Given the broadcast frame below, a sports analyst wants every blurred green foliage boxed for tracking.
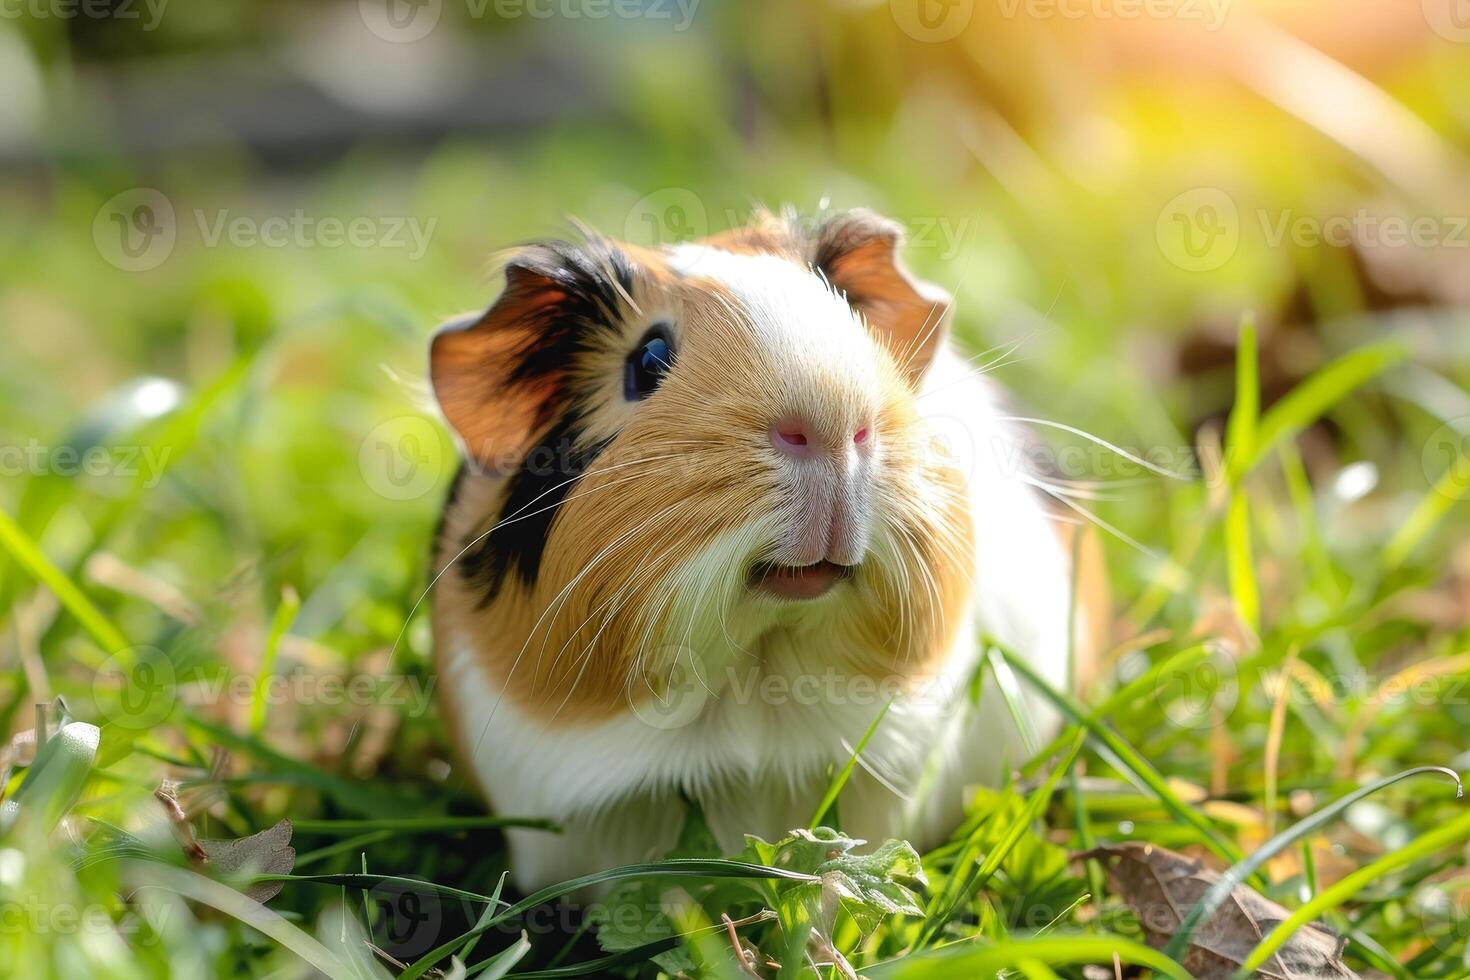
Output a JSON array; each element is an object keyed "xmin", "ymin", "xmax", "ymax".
[{"xmin": 3, "ymin": 0, "xmax": 1470, "ymax": 976}]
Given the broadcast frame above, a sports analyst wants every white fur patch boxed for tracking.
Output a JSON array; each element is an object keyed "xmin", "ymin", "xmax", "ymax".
[{"xmin": 667, "ymin": 245, "xmax": 884, "ymax": 397}]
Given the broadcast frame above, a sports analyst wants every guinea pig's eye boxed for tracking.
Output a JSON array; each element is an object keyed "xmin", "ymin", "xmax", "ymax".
[{"xmin": 624, "ymin": 326, "xmax": 675, "ymax": 401}]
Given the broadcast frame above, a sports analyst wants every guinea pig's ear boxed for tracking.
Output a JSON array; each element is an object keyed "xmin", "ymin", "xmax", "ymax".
[
  {"xmin": 430, "ymin": 257, "xmax": 571, "ymax": 473},
  {"xmin": 812, "ymin": 210, "xmax": 953, "ymax": 384}
]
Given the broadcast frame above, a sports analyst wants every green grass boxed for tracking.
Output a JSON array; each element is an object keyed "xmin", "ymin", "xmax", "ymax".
[{"xmin": 5, "ymin": 6, "xmax": 1470, "ymax": 976}]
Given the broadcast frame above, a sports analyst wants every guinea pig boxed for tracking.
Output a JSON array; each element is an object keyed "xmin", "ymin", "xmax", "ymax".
[{"xmin": 430, "ymin": 208, "xmax": 1105, "ymax": 891}]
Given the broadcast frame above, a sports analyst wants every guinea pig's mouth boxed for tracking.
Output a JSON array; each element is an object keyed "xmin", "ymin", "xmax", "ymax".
[{"xmin": 747, "ymin": 560, "xmax": 856, "ymax": 601}]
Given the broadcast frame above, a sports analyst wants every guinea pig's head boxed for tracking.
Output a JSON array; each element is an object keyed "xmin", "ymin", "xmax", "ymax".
[{"xmin": 432, "ymin": 209, "xmax": 975, "ymax": 720}]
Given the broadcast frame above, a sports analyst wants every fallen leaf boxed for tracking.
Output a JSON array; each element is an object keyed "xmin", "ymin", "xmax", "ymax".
[
  {"xmin": 199, "ymin": 819, "xmax": 296, "ymax": 903},
  {"xmin": 1079, "ymin": 842, "xmax": 1361, "ymax": 980}
]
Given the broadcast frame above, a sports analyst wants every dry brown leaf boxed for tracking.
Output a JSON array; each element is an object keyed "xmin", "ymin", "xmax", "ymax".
[
  {"xmin": 1080, "ymin": 842, "xmax": 1361, "ymax": 980},
  {"xmin": 198, "ymin": 819, "xmax": 296, "ymax": 903}
]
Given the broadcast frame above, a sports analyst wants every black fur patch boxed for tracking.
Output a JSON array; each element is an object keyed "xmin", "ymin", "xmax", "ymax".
[
  {"xmin": 456, "ymin": 238, "xmax": 634, "ymax": 604},
  {"xmin": 460, "ymin": 414, "xmax": 615, "ymax": 605},
  {"xmin": 502, "ymin": 239, "xmax": 635, "ymax": 389}
]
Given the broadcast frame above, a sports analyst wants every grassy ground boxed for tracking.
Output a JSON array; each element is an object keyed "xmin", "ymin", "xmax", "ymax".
[{"xmin": 5, "ymin": 5, "xmax": 1470, "ymax": 978}]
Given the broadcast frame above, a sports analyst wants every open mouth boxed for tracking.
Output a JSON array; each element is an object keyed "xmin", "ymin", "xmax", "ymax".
[{"xmin": 747, "ymin": 560, "xmax": 855, "ymax": 600}]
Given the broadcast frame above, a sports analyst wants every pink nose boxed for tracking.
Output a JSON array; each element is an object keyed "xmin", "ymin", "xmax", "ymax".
[{"xmin": 770, "ymin": 417, "xmax": 870, "ymax": 458}]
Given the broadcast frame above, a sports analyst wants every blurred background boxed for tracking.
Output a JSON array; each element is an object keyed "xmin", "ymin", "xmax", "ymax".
[
  {"xmin": 4, "ymin": 0, "xmax": 1468, "ymax": 672},
  {"xmin": 4, "ymin": 0, "xmax": 1470, "ymax": 974}
]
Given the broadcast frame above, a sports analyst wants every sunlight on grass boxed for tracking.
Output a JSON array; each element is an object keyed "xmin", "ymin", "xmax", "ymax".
[{"xmin": 4, "ymin": 0, "xmax": 1470, "ymax": 976}]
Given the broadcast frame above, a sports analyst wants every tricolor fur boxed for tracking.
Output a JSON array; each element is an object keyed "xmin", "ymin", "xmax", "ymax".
[{"xmin": 430, "ymin": 209, "xmax": 1101, "ymax": 889}]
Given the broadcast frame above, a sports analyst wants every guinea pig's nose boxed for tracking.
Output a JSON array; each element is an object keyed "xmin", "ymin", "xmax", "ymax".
[{"xmin": 769, "ymin": 416, "xmax": 871, "ymax": 459}]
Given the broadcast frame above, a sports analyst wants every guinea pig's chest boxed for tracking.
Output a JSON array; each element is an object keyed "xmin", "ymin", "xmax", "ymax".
[{"xmin": 439, "ymin": 601, "xmax": 985, "ymax": 813}]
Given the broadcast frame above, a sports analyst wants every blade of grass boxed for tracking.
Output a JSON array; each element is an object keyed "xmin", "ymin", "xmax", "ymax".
[
  {"xmin": 249, "ymin": 586, "xmax": 300, "ymax": 735},
  {"xmin": 256, "ymin": 872, "xmax": 511, "ymax": 907},
  {"xmin": 1224, "ymin": 316, "xmax": 1261, "ymax": 633},
  {"xmin": 294, "ymin": 830, "xmax": 393, "ymax": 869},
  {"xmin": 400, "ymin": 859, "xmax": 818, "ymax": 979},
  {"xmin": 810, "ymin": 697, "xmax": 894, "ymax": 829},
  {"xmin": 993, "ymin": 643, "xmax": 1243, "ymax": 865},
  {"xmin": 986, "ymin": 644, "xmax": 1041, "ymax": 757},
  {"xmin": 1, "ymin": 721, "xmax": 99, "ymax": 834},
  {"xmin": 1384, "ymin": 440, "xmax": 1470, "ymax": 569},
  {"xmin": 1225, "ymin": 491, "xmax": 1260, "ymax": 635},
  {"xmin": 124, "ymin": 859, "xmax": 350, "ymax": 977},
  {"xmin": 184, "ymin": 717, "xmax": 420, "ymax": 817},
  {"xmin": 1069, "ymin": 765, "xmax": 1104, "ymax": 929},
  {"xmin": 1263, "ymin": 645, "xmax": 1300, "ymax": 836},
  {"xmin": 291, "ymin": 816, "xmax": 557, "ymax": 834},
  {"xmin": 501, "ymin": 911, "xmax": 776, "ymax": 979},
  {"xmin": 864, "ymin": 933, "xmax": 1191, "ymax": 978},
  {"xmin": 1164, "ymin": 765, "xmax": 1462, "ymax": 960},
  {"xmin": 1233, "ymin": 797, "xmax": 1470, "ymax": 978},
  {"xmin": 456, "ymin": 871, "xmax": 509, "ymax": 964},
  {"xmin": 917, "ymin": 730, "xmax": 1086, "ymax": 948},
  {"xmin": 902, "ymin": 648, "xmax": 990, "ymax": 838},
  {"xmin": 1021, "ymin": 642, "xmax": 1212, "ymax": 779},
  {"xmin": 1243, "ymin": 340, "xmax": 1409, "ymax": 476},
  {"xmin": 0, "ymin": 503, "xmax": 129, "ymax": 654},
  {"xmin": 1, "ymin": 359, "xmax": 254, "ymax": 654},
  {"xmin": 1224, "ymin": 315, "xmax": 1260, "ymax": 481},
  {"xmin": 469, "ymin": 930, "xmax": 528, "ymax": 979}
]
